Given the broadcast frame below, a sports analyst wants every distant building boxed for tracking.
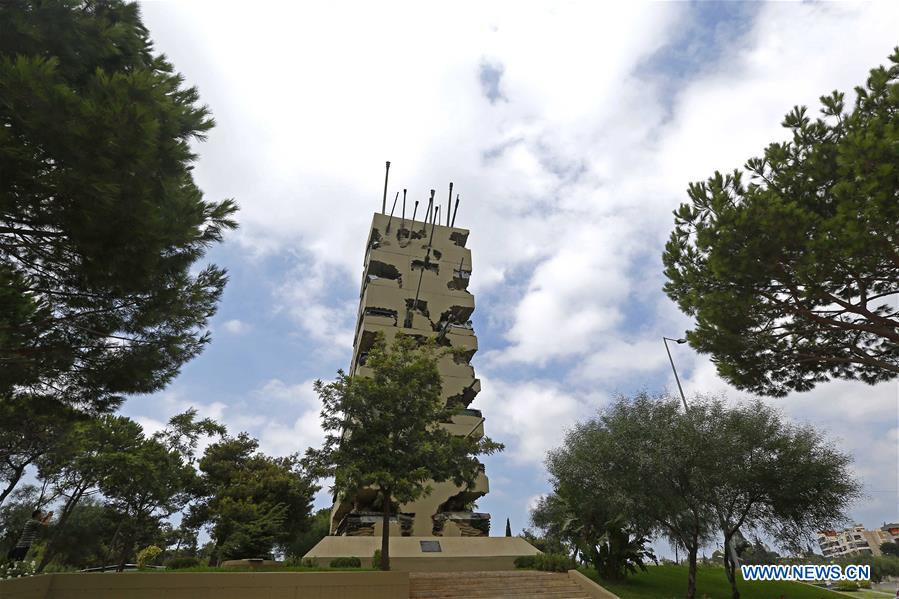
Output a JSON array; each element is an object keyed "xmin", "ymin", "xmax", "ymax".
[{"xmin": 817, "ymin": 524, "xmax": 897, "ymax": 557}]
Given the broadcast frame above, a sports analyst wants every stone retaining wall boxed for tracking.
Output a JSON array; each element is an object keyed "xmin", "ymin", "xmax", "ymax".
[{"xmin": 0, "ymin": 571, "xmax": 409, "ymax": 599}]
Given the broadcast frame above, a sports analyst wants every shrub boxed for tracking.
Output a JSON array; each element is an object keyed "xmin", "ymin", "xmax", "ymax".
[
  {"xmin": 0, "ymin": 559, "xmax": 36, "ymax": 580},
  {"xmin": 42, "ymin": 563, "xmax": 78, "ymax": 573},
  {"xmin": 371, "ymin": 549, "xmax": 381, "ymax": 569},
  {"xmin": 136, "ymin": 545, "xmax": 163, "ymax": 569},
  {"xmin": 329, "ymin": 556, "xmax": 361, "ymax": 568},
  {"xmin": 833, "ymin": 580, "xmax": 859, "ymax": 591},
  {"xmin": 534, "ymin": 553, "xmax": 575, "ymax": 572},
  {"xmin": 165, "ymin": 556, "xmax": 200, "ymax": 570},
  {"xmin": 284, "ymin": 555, "xmax": 320, "ymax": 568},
  {"xmin": 514, "ymin": 553, "xmax": 573, "ymax": 572}
]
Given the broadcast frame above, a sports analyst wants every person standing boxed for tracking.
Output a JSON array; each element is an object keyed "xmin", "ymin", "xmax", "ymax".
[{"xmin": 6, "ymin": 509, "xmax": 52, "ymax": 562}]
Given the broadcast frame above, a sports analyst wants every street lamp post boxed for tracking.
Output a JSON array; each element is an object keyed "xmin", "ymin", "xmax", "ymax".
[
  {"xmin": 662, "ymin": 336, "xmax": 689, "ymax": 412},
  {"xmin": 662, "ymin": 336, "xmax": 741, "ymax": 570}
]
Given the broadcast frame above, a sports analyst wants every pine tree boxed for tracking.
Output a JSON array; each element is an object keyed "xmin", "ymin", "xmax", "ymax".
[
  {"xmin": 0, "ymin": 0, "xmax": 237, "ymax": 411},
  {"xmin": 663, "ymin": 50, "xmax": 899, "ymax": 396}
]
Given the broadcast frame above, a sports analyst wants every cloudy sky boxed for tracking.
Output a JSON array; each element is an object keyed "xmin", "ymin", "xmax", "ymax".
[{"xmin": 130, "ymin": 1, "xmax": 898, "ymax": 552}]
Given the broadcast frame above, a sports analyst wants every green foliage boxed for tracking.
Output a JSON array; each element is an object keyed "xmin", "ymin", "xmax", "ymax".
[
  {"xmin": 164, "ymin": 556, "xmax": 200, "ymax": 569},
  {"xmin": 26, "ymin": 497, "xmax": 118, "ymax": 570},
  {"xmin": 583, "ymin": 563, "xmax": 848, "ymax": 599},
  {"xmin": 663, "ymin": 50, "xmax": 899, "ymax": 396},
  {"xmin": 285, "ymin": 508, "xmax": 330, "ymax": 560},
  {"xmin": 371, "ymin": 549, "xmax": 381, "ymax": 569},
  {"xmin": 687, "ymin": 396, "xmax": 860, "ymax": 597},
  {"xmin": 543, "ymin": 393, "xmax": 704, "ymax": 589},
  {"xmin": 738, "ymin": 538, "xmax": 780, "ymax": 565},
  {"xmin": 329, "ymin": 556, "xmax": 361, "ymax": 568},
  {"xmin": 833, "ymin": 579, "xmax": 860, "ymax": 591},
  {"xmin": 135, "ymin": 545, "xmax": 162, "ymax": 569},
  {"xmin": 0, "ymin": 485, "xmax": 42, "ymax": 558},
  {"xmin": 540, "ymin": 392, "xmax": 858, "ymax": 599},
  {"xmin": 0, "ymin": 0, "xmax": 237, "ymax": 412},
  {"xmin": 0, "ymin": 558, "xmax": 36, "ymax": 580},
  {"xmin": 32, "ymin": 414, "xmax": 201, "ymax": 571},
  {"xmin": 514, "ymin": 553, "xmax": 574, "ymax": 572},
  {"xmin": 305, "ymin": 333, "xmax": 503, "ymax": 570},
  {"xmin": 534, "ymin": 553, "xmax": 575, "ymax": 572},
  {"xmin": 834, "ymin": 554, "xmax": 899, "ymax": 583},
  {"xmin": 591, "ymin": 516, "xmax": 655, "ymax": 581},
  {"xmin": 880, "ymin": 541, "xmax": 899, "ymax": 557},
  {"xmin": 284, "ymin": 555, "xmax": 320, "ymax": 570},
  {"xmin": 0, "ymin": 396, "xmax": 83, "ymax": 505},
  {"xmin": 518, "ymin": 528, "xmax": 566, "ymax": 555},
  {"xmin": 187, "ymin": 432, "xmax": 317, "ymax": 563},
  {"xmin": 513, "ymin": 555, "xmax": 538, "ymax": 569}
]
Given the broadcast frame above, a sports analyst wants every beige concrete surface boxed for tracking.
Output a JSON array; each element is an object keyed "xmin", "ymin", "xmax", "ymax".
[
  {"xmin": 333, "ymin": 212, "xmax": 493, "ymax": 537},
  {"xmin": 410, "ymin": 570, "xmax": 592, "ymax": 598},
  {"xmin": 305, "ymin": 536, "xmax": 541, "ymax": 571},
  {"xmin": 568, "ymin": 569, "xmax": 622, "ymax": 599},
  {"xmin": 0, "ymin": 571, "xmax": 409, "ymax": 599}
]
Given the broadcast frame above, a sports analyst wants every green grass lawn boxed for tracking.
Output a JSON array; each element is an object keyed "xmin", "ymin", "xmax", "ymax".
[{"xmin": 582, "ymin": 564, "xmax": 850, "ymax": 599}]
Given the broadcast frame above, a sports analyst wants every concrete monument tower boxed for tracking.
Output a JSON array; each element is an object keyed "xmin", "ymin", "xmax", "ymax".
[
  {"xmin": 330, "ymin": 183, "xmax": 492, "ymax": 538},
  {"xmin": 306, "ymin": 165, "xmax": 537, "ymax": 570}
]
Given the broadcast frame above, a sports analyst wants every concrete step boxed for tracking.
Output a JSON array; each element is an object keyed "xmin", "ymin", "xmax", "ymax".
[
  {"xmin": 411, "ymin": 592, "xmax": 590, "ymax": 599},
  {"xmin": 411, "ymin": 582, "xmax": 581, "ymax": 592}
]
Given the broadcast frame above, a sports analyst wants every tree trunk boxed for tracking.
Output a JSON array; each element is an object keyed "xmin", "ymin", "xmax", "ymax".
[
  {"xmin": 0, "ymin": 464, "xmax": 27, "ymax": 506},
  {"xmin": 590, "ymin": 545, "xmax": 603, "ymax": 580},
  {"xmin": 103, "ymin": 521, "xmax": 124, "ymax": 572},
  {"xmin": 722, "ymin": 531, "xmax": 740, "ymax": 599},
  {"xmin": 117, "ymin": 534, "xmax": 133, "ymax": 572},
  {"xmin": 37, "ymin": 487, "xmax": 84, "ymax": 572},
  {"xmin": 209, "ymin": 539, "xmax": 225, "ymax": 567},
  {"xmin": 686, "ymin": 530, "xmax": 699, "ymax": 599},
  {"xmin": 380, "ymin": 489, "xmax": 391, "ymax": 571}
]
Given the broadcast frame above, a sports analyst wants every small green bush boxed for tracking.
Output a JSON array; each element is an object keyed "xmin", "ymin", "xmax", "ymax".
[
  {"xmin": 833, "ymin": 580, "xmax": 859, "ymax": 591},
  {"xmin": 329, "ymin": 556, "xmax": 362, "ymax": 568},
  {"xmin": 283, "ymin": 555, "xmax": 317, "ymax": 568},
  {"xmin": 514, "ymin": 553, "xmax": 573, "ymax": 572},
  {"xmin": 371, "ymin": 549, "xmax": 381, "ymax": 569},
  {"xmin": 136, "ymin": 545, "xmax": 162, "ymax": 569},
  {"xmin": 165, "ymin": 556, "xmax": 200, "ymax": 570},
  {"xmin": 534, "ymin": 553, "xmax": 575, "ymax": 572}
]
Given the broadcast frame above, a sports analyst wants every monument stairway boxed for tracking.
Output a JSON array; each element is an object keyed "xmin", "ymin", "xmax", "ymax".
[{"xmin": 409, "ymin": 570, "xmax": 592, "ymax": 599}]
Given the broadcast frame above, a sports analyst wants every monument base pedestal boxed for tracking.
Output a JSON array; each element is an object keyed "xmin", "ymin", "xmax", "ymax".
[{"xmin": 303, "ymin": 536, "xmax": 540, "ymax": 572}]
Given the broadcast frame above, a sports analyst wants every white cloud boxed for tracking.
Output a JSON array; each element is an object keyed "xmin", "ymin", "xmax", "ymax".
[
  {"xmin": 273, "ymin": 259, "xmax": 356, "ymax": 351},
  {"xmin": 252, "ymin": 379, "xmax": 327, "ymax": 457},
  {"xmin": 134, "ymin": 415, "xmax": 166, "ymax": 438},
  {"xmin": 475, "ymin": 376, "xmax": 604, "ymax": 464},
  {"xmin": 220, "ymin": 319, "xmax": 251, "ymax": 334},
  {"xmin": 576, "ymin": 337, "xmax": 673, "ymax": 383},
  {"xmin": 136, "ymin": 0, "xmax": 899, "ymax": 537}
]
